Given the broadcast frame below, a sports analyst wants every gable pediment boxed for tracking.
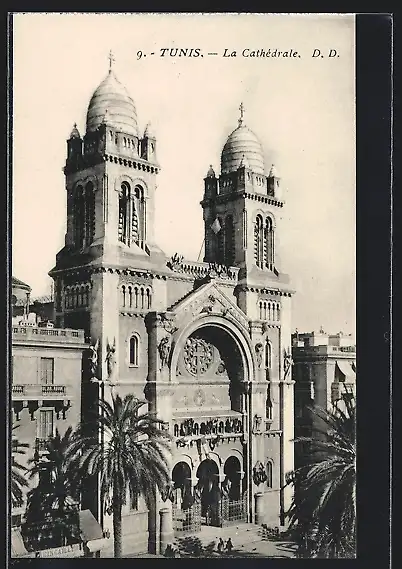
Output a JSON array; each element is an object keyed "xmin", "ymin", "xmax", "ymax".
[{"xmin": 169, "ymin": 280, "xmax": 249, "ymax": 331}]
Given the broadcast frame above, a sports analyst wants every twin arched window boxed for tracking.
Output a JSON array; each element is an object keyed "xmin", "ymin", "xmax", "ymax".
[
  {"xmin": 73, "ymin": 182, "xmax": 95, "ymax": 250},
  {"xmin": 129, "ymin": 335, "xmax": 139, "ymax": 366},
  {"xmin": 255, "ymin": 215, "xmax": 274, "ymax": 269},
  {"xmin": 118, "ymin": 182, "xmax": 146, "ymax": 248}
]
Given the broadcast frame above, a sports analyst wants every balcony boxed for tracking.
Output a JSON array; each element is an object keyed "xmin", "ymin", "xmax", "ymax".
[
  {"xmin": 12, "ymin": 384, "xmax": 72, "ymax": 401},
  {"xmin": 12, "ymin": 326, "xmax": 85, "ymax": 345},
  {"xmin": 173, "ymin": 410, "xmax": 246, "ymax": 445}
]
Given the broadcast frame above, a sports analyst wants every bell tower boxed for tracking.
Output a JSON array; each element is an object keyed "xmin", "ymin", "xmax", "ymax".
[
  {"xmin": 201, "ymin": 103, "xmax": 285, "ymax": 282},
  {"xmin": 201, "ymin": 102, "xmax": 295, "ymax": 521}
]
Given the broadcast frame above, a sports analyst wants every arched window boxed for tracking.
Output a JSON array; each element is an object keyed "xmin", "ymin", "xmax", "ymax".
[
  {"xmin": 129, "ymin": 335, "xmax": 139, "ymax": 366},
  {"xmin": 276, "ymin": 303, "xmax": 281, "ymax": 321},
  {"xmin": 146, "ymin": 288, "xmax": 152, "ymax": 309},
  {"xmin": 118, "ymin": 183, "xmax": 130, "ymax": 244},
  {"xmin": 122, "ymin": 285, "xmax": 126, "ymax": 308},
  {"xmin": 85, "ymin": 182, "xmax": 95, "ymax": 246},
  {"xmin": 264, "ymin": 216, "xmax": 274, "ymax": 267},
  {"xmin": 133, "ymin": 185, "xmax": 146, "ymax": 247},
  {"xmin": 266, "ymin": 461, "xmax": 273, "ymax": 488},
  {"xmin": 265, "ymin": 340, "xmax": 272, "ymax": 369},
  {"xmin": 254, "ymin": 215, "xmax": 264, "ymax": 267},
  {"xmin": 224, "ymin": 214, "xmax": 235, "ymax": 265},
  {"xmin": 74, "ymin": 186, "xmax": 85, "ymax": 249}
]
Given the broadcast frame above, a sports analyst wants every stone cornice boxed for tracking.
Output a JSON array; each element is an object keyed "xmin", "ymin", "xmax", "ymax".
[
  {"xmin": 201, "ymin": 191, "xmax": 284, "ymax": 208},
  {"xmin": 235, "ymin": 284, "xmax": 293, "ymax": 297}
]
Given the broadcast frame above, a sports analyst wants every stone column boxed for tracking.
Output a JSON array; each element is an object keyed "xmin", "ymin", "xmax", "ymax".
[
  {"xmin": 159, "ymin": 508, "xmax": 173, "ymax": 556},
  {"xmin": 254, "ymin": 492, "xmax": 264, "ymax": 525},
  {"xmin": 145, "ymin": 312, "xmax": 176, "ymax": 554}
]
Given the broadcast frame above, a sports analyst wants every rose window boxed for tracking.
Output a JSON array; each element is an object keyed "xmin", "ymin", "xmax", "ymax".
[{"xmin": 183, "ymin": 337, "xmax": 214, "ymax": 376}]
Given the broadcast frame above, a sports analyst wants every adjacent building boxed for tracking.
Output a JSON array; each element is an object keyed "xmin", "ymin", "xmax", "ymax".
[
  {"xmin": 48, "ymin": 60, "xmax": 296, "ymax": 555},
  {"xmin": 292, "ymin": 329, "xmax": 356, "ymax": 466},
  {"xmin": 11, "ymin": 277, "xmax": 87, "ymax": 529}
]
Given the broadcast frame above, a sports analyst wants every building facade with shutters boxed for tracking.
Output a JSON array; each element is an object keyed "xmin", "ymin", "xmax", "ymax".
[
  {"xmin": 291, "ymin": 330, "xmax": 356, "ymax": 468},
  {"xmin": 49, "ymin": 60, "xmax": 295, "ymax": 555},
  {"xmin": 11, "ymin": 278, "xmax": 87, "ymax": 528}
]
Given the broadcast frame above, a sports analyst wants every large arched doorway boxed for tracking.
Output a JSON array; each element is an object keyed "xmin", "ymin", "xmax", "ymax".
[
  {"xmin": 221, "ymin": 456, "xmax": 248, "ymax": 525},
  {"xmin": 195, "ymin": 459, "xmax": 221, "ymax": 526},
  {"xmin": 171, "ymin": 462, "xmax": 201, "ymax": 534},
  {"xmin": 172, "ymin": 462, "xmax": 193, "ymax": 510}
]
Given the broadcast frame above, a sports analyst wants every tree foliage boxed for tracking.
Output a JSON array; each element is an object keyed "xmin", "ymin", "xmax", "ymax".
[
  {"xmin": 286, "ymin": 394, "xmax": 356, "ymax": 558},
  {"xmin": 68, "ymin": 394, "xmax": 172, "ymax": 558}
]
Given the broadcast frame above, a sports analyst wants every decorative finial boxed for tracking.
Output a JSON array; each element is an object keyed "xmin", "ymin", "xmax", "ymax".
[
  {"xmin": 238, "ymin": 102, "xmax": 245, "ymax": 126},
  {"xmin": 108, "ymin": 50, "xmax": 115, "ymax": 72}
]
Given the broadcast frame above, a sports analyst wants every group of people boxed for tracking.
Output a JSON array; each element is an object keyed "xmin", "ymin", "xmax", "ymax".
[{"xmin": 217, "ymin": 537, "xmax": 233, "ymax": 554}]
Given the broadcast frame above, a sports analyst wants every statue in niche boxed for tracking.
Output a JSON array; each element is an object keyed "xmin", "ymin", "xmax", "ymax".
[
  {"xmin": 158, "ymin": 336, "xmax": 171, "ymax": 370},
  {"xmin": 283, "ymin": 349, "xmax": 294, "ymax": 379},
  {"xmin": 105, "ymin": 337, "xmax": 116, "ymax": 379},
  {"xmin": 254, "ymin": 414, "xmax": 262, "ymax": 431},
  {"xmin": 88, "ymin": 338, "xmax": 99, "ymax": 378},
  {"xmin": 255, "ymin": 342, "xmax": 264, "ymax": 369}
]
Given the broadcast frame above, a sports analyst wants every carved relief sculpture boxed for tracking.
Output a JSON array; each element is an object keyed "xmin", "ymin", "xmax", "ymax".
[
  {"xmin": 88, "ymin": 338, "xmax": 99, "ymax": 378},
  {"xmin": 253, "ymin": 461, "xmax": 268, "ymax": 486},
  {"xmin": 167, "ymin": 252, "xmax": 184, "ymax": 271},
  {"xmin": 255, "ymin": 342, "xmax": 264, "ymax": 369},
  {"xmin": 105, "ymin": 337, "xmax": 116, "ymax": 379},
  {"xmin": 283, "ymin": 349, "xmax": 294, "ymax": 379},
  {"xmin": 158, "ymin": 336, "xmax": 171, "ymax": 370}
]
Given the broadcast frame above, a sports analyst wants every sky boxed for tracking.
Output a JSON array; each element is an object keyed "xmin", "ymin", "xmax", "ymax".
[{"xmin": 12, "ymin": 13, "xmax": 356, "ymax": 336}]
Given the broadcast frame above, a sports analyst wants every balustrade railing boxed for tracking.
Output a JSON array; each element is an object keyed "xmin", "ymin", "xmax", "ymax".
[
  {"xmin": 12, "ymin": 384, "xmax": 69, "ymax": 399},
  {"xmin": 12, "ymin": 326, "xmax": 84, "ymax": 342}
]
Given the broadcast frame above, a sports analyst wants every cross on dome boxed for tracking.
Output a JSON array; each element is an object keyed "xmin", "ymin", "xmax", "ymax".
[
  {"xmin": 108, "ymin": 49, "xmax": 115, "ymax": 72},
  {"xmin": 238, "ymin": 102, "xmax": 245, "ymax": 126}
]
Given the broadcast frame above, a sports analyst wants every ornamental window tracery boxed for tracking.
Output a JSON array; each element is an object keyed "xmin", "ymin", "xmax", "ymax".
[
  {"xmin": 254, "ymin": 214, "xmax": 274, "ymax": 269},
  {"xmin": 118, "ymin": 182, "xmax": 146, "ymax": 248},
  {"xmin": 183, "ymin": 337, "xmax": 214, "ymax": 376},
  {"xmin": 73, "ymin": 182, "xmax": 95, "ymax": 250}
]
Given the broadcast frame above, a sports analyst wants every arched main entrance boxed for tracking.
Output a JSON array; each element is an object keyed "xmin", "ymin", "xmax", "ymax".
[{"xmin": 195, "ymin": 459, "xmax": 221, "ymax": 526}]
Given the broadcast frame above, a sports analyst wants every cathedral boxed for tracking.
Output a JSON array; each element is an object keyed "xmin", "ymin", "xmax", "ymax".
[{"xmin": 50, "ymin": 59, "xmax": 295, "ymax": 555}]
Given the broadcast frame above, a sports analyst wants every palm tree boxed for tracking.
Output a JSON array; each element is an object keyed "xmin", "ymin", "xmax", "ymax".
[
  {"xmin": 68, "ymin": 394, "xmax": 172, "ymax": 558},
  {"xmin": 286, "ymin": 393, "xmax": 356, "ymax": 558},
  {"xmin": 23, "ymin": 427, "xmax": 81, "ymax": 550},
  {"xmin": 11, "ymin": 425, "xmax": 29, "ymax": 508}
]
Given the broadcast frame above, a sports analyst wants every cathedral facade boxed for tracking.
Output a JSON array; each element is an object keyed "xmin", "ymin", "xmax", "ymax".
[{"xmin": 50, "ymin": 62, "xmax": 295, "ymax": 555}]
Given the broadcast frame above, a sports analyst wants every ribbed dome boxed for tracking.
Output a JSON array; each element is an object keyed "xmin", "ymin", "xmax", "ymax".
[
  {"xmin": 86, "ymin": 70, "xmax": 139, "ymax": 136},
  {"xmin": 221, "ymin": 124, "xmax": 265, "ymax": 174}
]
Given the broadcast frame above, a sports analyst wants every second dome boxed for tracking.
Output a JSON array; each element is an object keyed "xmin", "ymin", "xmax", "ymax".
[
  {"xmin": 221, "ymin": 124, "xmax": 265, "ymax": 175},
  {"xmin": 86, "ymin": 70, "xmax": 139, "ymax": 137}
]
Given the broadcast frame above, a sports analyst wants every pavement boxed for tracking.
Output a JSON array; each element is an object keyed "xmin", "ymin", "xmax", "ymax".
[{"xmin": 120, "ymin": 523, "xmax": 297, "ymax": 558}]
